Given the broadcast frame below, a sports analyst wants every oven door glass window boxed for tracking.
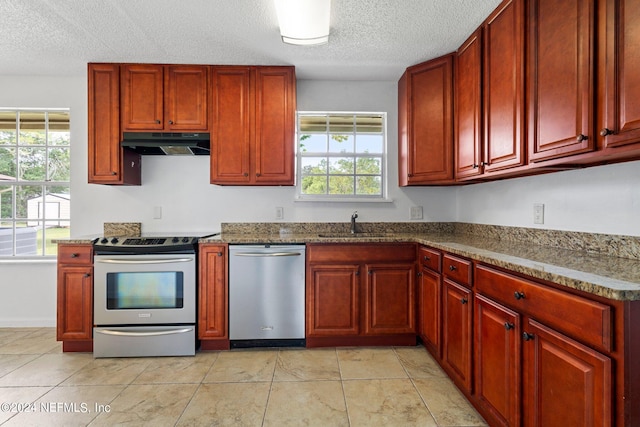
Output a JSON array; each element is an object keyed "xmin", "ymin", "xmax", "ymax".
[{"xmin": 106, "ymin": 272, "xmax": 184, "ymax": 309}]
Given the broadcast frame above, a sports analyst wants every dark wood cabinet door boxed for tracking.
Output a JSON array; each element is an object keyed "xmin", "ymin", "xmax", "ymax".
[
  {"xmin": 455, "ymin": 29, "xmax": 484, "ymax": 179},
  {"xmin": 57, "ymin": 265, "xmax": 93, "ymax": 341},
  {"xmin": 475, "ymin": 295, "xmax": 521, "ymax": 427},
  {"xmin": 523, "ymin": 319, "xmax": 612, "ymax": 427},
  {"xmin": 418, "ymin": 266, "xmax": 441, "ymax": 356},
  {"xmin": 88, "ymin": 63, "xmax": 140, "ymax": 185},
  {"xmin": 198, "ymin": 244, "xmax": 228, "ymax": 339},
  {"xmin": 600, "ymin": 0, "xmax": 640, "ymax": 149},
  {"xmin": 210, "ymin": 67, "xmax": 252, "ymax": 184},
  {"xmin": 121, "ymin": 64, "xmax": 164, "ymax": 130},
  {"xmin": 364, "ymin": 263, "xmax": 416, "ymax": 335},
  {"xmin": 442, "ymin": 278, "xmax": 473, "ymax": 392},
  {"xmin": 528, "ymin": 0, "xmax": 595, "ymax": 162},
  {"xmin": 483, "ymin": 0, "xmax": 525, "ymax": 172},
  {"xmin": 398, "ymin": 54, "xmax": 454, "ymax": 185},
  {"xmin": 306, "ymin": 264, "xmax": 360, "ymax": 336},
  {"xmin": 254, "ymin": 67, "xmax": 295, "ymax": 185},
  {"xmin": 166, "ymin": 65, "xmax": 208, "ymax": 131}
]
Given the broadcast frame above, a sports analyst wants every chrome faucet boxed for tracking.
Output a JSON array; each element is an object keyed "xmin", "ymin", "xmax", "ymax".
[{"xmin": 350, "ymin": 211, "xmax": 358, "ymax": 234}]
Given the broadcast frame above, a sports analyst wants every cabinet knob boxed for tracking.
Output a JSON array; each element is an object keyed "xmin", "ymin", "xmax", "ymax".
[
  {"xmin": 169, "ymin": 120, "xmax": 174, "ymax": 125},
  {"xmin": 522, "ymin": 332, "xmax": 535, "ymax": 341},
  {"xmin": 423, "ymin": 255, "xmax": 430, "ymax": 261},
  {"xmin": 514, "ymin": 291, "xmax": 525, "ymax": 300},
  {"xmin": 461, "ymin": 297, "xmax": 468, "ymax": 305},
  {"xmin": 256, "ymin": 173, "xmax": 261, "ymax": 177},
  {"xmin": 355, "ymin": 270, "xmax": 360, "ymax": 276},
  {"xmin": 576, "ymin": 134, "xmax": 587, "ymax": 142},
  {"xmin": 504, "ymin": 322, "xmax": 514, "ymax": 330},
  {"xmin": 472, "ymin": 164, "xmax": 479, "ymax": 169},
  {"xmin": 448, "ymin": 265, "xmax": 457, "ymax": 271},
  {"xmin": 600, "ymin": 128, "xmax": 613, "ymax": 137},
  {"xmin": 70, "ymin": 253, "xmax": 78, "ymax": 258},
  {"xmin": 217, "ymin": 252, "xmax": 222, "ymax": 257},
  {"xmin": 417, "ymin": 271, "xmax": 422, "ymax": 277},
  {"xmin": 243, "ymin": 172, "xmax": 249, "ymax": 177},
  {"xmin": 481, "ymin": 161, "xmax": 490, "ymax": 166},
  {"xmin": 155, "ymin": 119, "xmax": 161, "ymax": 124},
  {"xmin": 83, "ymin": 273, "xmax": 91, "ymax": 278},
  {"xmin": 111, "ymin": 171, "xmax": 117, "ymax": 175}
]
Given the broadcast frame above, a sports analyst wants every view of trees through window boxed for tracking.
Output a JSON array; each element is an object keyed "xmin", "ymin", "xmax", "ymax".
[
  {"xmin": 0, "ymin": 110, "xmax": 71, "ymax": 256},
  {"xmin": 298, "ymin": 113, "xmax": 385, "ymax": 199}
]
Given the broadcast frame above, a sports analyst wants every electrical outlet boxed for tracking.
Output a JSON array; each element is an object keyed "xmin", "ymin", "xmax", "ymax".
[
  {"xmin": 533, "ymin": 203, "xmax": 544, "ymax": 224},
  {"xmin": 275, "ymin": 207, "xmax": 284, "ymax": 220},
  {"xmin": 410, "ymin": 206, "xmax": 423, "ymax": 220}
]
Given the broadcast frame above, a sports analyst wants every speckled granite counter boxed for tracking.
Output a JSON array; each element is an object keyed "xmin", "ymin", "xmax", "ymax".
[{"xmin": 200, "ymin": 222, "xmax": 640, "ymax": 301}]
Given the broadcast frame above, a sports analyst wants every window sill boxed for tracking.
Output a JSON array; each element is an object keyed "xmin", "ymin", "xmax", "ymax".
[
  {"xmin": 0, "ymin": 257, "xmax": 57, "ymax": 264},
  {"xmin": 294, "ymin": 197, "xmax": 394, "ymax": 203}
]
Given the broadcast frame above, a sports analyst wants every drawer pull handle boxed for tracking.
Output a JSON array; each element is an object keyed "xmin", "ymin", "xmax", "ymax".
[
  {"xmin": 514, "ymin": 291, "xmax": 525, "ymax": 300},
  {"xmin": 523, "ymin": 332, "xmax": 535, "ymax": 341},
  {"xmin": 70, "ymin": 253, "xmax": 79, "ymax": 258},
  {"xmin": 461, "ymin": 297, "xmax": 468, "ymax": 305},
  {"xmin": 423, "ymin": 255, "xmax": 430, "ymax": 261},
  {"xmin": 504, "ymin": 322, "xmax": 514, "ymax": 330},
  {"xmin": 449, "ymin": 265, "xmax": 457, "ymax": 271}
]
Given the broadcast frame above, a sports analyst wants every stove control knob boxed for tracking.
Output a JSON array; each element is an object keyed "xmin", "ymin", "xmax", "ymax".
[
  {"xmin": 172, "ymin": 237, "xmax": 179, "ymax": 243},
  {"xmin": 100, "ymin": 238, "xmax": 109, "ymax": 244},
  {"xmin": 110, "ymin": 237, "xmax": 119, "ymax": 244},
  {"xmin": 182, "ymin": 237, "xmax": 190, "ymax": 243}
]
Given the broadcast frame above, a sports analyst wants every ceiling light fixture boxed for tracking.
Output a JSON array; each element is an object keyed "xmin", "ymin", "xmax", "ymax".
[{"xmin": 274, "ymin": 0, "xmax": 331, "ymax": 46}]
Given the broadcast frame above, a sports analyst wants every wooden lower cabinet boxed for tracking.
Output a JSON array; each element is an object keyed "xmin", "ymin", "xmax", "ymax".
[
  {"xmin": 57, "ymin": 244, "xmax": 93, "ymax": 352},
  {"xmin": 418, "ymin": 264, "xmax": 442, "ymax": 356},
  {"xmin": 442, "ymin": 278, "xmax": 473, "ymax": 392},
  {"xmin": 474, "ymin": 294, "xmax": 521, "ymax": 427},
  {"xmin": 306, "ymin": 243, "xmax": 417, "ymax": 347},
  {"xmin": 523, "ymin": 319, "xmax": 611, "ymax": 427},
  {"xmin": 198, "ymin": 243, "xmax": 229, "ymax": 350}
]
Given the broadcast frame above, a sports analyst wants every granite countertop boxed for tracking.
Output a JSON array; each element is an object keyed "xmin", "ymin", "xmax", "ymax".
[
  {"xmin": 202, "ymin": 227, "xmax": 640, "ymax": 301},
  {"xmin": 57, "ymin": 222, "xmax": 640, "ymax": 301}
]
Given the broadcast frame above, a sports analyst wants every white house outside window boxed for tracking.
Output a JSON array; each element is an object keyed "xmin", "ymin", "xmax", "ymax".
[
  {"xmin": 297, "ymin": 112, "xmax": 387, "ymax": 200},
  {"xmin": 0, "ymin": 109, "xmax": 71, "ymax": 256}
]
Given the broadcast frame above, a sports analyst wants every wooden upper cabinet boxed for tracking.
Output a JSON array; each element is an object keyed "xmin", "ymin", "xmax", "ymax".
[
  {"xmin": 599, "ymin": 0, "xmax": 640, "ymax": 150},
  {"xmin": 87, "ymin": 63, "xmax": 141, "ymax": 185},
  {"xmin": 121, "ymin": 64, "xmax": 208, "ymax": 132},
  {"xmin": 398, "ymin": 54, "xmax": 454, "ymax": 185},
  {"xmin": 483, "ymin": 0, "xmax": 526, "ymax": 172},
  {"xmin": 455, "ymin": 30, "xmax": 483, "ymax": 180},
  {"xmin": 210, "ymin": 66, "xmax": 296, "ymax": 185},
  {"xmin": 528, "ymin": 0, "xmax": 595, "ymax": 162}
]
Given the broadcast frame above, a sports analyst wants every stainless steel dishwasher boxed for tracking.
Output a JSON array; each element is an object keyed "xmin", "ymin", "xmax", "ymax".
[{"xmin": 229, "ymin": 244, "xmax": 306, "ymax": 348}]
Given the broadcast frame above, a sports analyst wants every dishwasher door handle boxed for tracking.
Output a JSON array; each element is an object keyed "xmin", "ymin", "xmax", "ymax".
[{"xmin": 233, "ymin": 252, "xmax": 302, "ymax": 257}]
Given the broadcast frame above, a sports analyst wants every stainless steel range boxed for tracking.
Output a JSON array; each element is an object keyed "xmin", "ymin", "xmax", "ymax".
[{"xmin": 92, "ymin": 236, "xmax": 199, "ymax": 358}]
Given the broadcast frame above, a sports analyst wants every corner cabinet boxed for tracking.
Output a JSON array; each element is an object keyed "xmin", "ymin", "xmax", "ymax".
[
  {"xmin": 198, "ymin": 243, "xmax": 229, "ymax": 350},
  {"xmin": 306, "ymin": 243, "xmax": 417, "ymax": 347},
  {"xmin": 398, "ymin": 54, "xmax": 454, "ymax": 185},
  {"xmin": 210, "ymin": 66, "xmax": 296, "ymax": 185},
  {"xmin": 56, "ymin": 244, "xmax": 94, "ymax": 352},
  {"xmin": 120, "ymin": 64, "xmax": 209, "ymax": 132},
  {"xmin": 87, "ymin": 63, "xmax": 141, "ymax": 185}
]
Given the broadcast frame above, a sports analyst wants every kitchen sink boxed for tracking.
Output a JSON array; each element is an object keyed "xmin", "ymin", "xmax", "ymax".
[{"xmin": 317, "ymin": 233, "xmax": 388, "ymax": 238}]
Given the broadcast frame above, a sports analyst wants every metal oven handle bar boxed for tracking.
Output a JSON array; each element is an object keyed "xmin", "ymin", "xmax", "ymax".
[
  {"xmin": 96, "ymin": 258, "xmax": 193, "ymax": 264},
  {"xmin": 94, "ymin": 328, "xmax": 193, "ymax": 337},
  {"xmin": 233, "ymin": 252, "xmax": 301, "ymax": 257}
]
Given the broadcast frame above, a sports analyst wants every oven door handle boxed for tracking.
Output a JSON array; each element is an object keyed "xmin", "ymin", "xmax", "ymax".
[
  {"xmin": 94, "ymin": 328, "xmax": 193, "ymax": 337},
  {"xmin": 95, "ymin": 258, "xmax": 193, "ymax": 264}
]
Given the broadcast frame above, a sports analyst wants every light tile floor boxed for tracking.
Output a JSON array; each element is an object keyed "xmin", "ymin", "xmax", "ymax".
[{"xmin": 0, "ymin": 328, "xmax": 487, "ymax": 426}]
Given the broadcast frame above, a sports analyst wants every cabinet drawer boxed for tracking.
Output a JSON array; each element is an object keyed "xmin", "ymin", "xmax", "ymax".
[
  {"xmin": 443, "ymin": 254, "xmax": 472, "ymax": 287},
  {"xmin": 307, "ymin": 243, "xmax": 416, "ymax": 263},
  {"xmin": 58, "ymin": 245, "xmax": 93, "ymax": 265},
  {"xmin": 419, "ymin": 247, "xmax": 441, "ymax": 273},
  {"xmin": 475, "ymin": 264, "xmax": 612, "ymax": 352}
]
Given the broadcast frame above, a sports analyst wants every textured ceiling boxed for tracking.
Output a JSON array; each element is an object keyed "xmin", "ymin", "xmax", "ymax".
[{"xmin": 1, "ymin": 0, "xmax": 502, "ymax": 80}]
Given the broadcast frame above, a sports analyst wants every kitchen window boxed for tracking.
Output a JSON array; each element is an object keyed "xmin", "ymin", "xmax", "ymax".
[
  {"xmin": 296, "ymin": 112, "xmax": 387, "ymax": 201},
  {"xmin": 0, "ymin": 109, "xmax": 71, "ymax": 257}
]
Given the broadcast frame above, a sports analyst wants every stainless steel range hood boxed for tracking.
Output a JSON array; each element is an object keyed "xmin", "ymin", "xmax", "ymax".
[{"xmin": 121, "ymin": 132, "xmax": 210, "ymax": 155}]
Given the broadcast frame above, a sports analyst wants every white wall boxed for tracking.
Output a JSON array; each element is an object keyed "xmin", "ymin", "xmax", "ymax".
[
  {"xmin": 456, "ymin": 161, "xmax": 640, "ymax": 236},
  {"xmin": 1, "ymin": 73, "xmax": 639, "ymax": 326}
]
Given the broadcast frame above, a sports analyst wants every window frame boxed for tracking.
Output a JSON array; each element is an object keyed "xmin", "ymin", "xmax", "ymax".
[
  {"xmin": 295, "ymin": 111, "xmax": 389, "ymax": 202},
  {"xmin": 0, "ymin": 108, "xmax": 71, "ymax": 258}
]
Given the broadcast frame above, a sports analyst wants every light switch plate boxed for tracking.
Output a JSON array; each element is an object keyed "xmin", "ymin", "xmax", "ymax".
[
  {"xmin": 410, "ymin": 206, "xmax": 423, "ymax": 220},
  {"xmin": 275, "ymin": 207, "xmax": 284, "ymax": 220}
]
